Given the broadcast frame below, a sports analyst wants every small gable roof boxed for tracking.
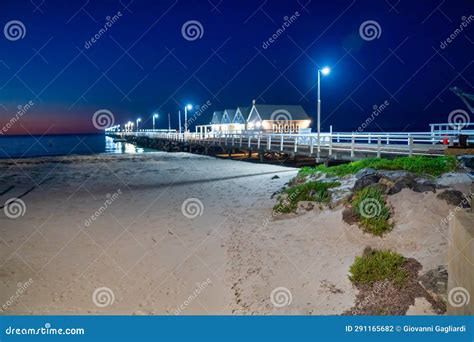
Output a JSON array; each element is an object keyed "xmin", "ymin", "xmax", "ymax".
[
  {"xmin": 233, "ymin": 107, "xmax": 248, "ymax": 124},
  {"xmin": 211, "ymin": 111, "xmax": 223, "ymax": 124},
  {"xmin": 224, "ymin": 109, "xmax": 236, "ymax": 118},
  {"xmin": 251, "ymin": 104, "xmax": 310, "ymax": 121}
]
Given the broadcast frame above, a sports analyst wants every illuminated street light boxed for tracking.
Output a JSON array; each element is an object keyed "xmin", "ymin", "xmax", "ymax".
[
  {"xmin": 153, "ymin": 113, "xmax": 159, "ymax": 131},
  {"xmin": 136, "ymin": 118, "xmax": 141, "ymax": 132},
  {"xmin": 184, "ymin": 104, "xmax": 193, "ymax": 133},
  {"xmin": 317, "ymin": 66, "xmax": 331, "ymax": 161}
]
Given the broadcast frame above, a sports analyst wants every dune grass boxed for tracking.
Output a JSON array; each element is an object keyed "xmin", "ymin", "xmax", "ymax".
[
  {"xmin": 351, "ymin": 187, "xmax": 392, "ymax": 236},
  {"xmin": 273, "ymin": 180, "xmax": 340, "ymax": 213},
  {"xmin": 299, "ymin": 156, "xmax": 457, "ymax": 178},
  {"xmin": 349, "ymin": 248, "xmax": 408, "ymax": 286}
]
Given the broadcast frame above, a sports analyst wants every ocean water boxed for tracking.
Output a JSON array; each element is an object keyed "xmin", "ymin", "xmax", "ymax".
[{"xmin": 0, "ymin": 134, "xmax": 150, "ymax": 159}]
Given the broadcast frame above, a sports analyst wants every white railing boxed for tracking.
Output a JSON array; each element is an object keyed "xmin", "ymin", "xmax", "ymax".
[{"xmin": 109, "ymin": 129, "xmax": 470, "ymax": 157}]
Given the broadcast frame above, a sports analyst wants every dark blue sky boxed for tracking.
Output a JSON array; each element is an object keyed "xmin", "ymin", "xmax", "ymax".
[{"xmin": 0, "ymin": 0, "xmax": 473, "ymax": 134}]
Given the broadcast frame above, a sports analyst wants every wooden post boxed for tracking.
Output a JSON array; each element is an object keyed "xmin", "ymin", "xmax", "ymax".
[
  {"xmin": 248, "ymin": 136, "xmax": 251, "ymax": 148},
  {"xmin": 409, "ymin": 135, "xmax": 413, "ymax": 156},
  {"xmin": 377, "ymin": 137, "xmax": 381, "ymax": 158},
  {"xmin": 239, "ymin": 135, "xmax": 242, "ymax": 147},
  {"xmin": 257, "ymin": 135, "xmax": 261, "ymax": 149},
  {"xmin": 329, "ymin": 135, "xmax": 333, "ymax": 156},
  {"xmin": 294, "ymin": 137, "xmax": 298, "ymax": 153},
  {"xmin": 351, "ymin": 134, "xmax": 355, "ymax": 158},
  {"xmin": 309, "ymin": 136, "xmax": 314, "ymax": 154}
]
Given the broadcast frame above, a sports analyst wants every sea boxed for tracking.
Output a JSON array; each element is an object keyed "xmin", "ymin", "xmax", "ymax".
[{"xmin": 0, "ymin": 134, "xmax": 152, "ymax": 159}]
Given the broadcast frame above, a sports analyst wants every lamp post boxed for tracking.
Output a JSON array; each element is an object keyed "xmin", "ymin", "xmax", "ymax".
[
  {"xmin": 168, "ymin": 113, "xmax": 171, "ymax": 132},
  {"xmin": 136, "ymin": 118, "xmax": 141, "ymax": 132},
  {"xmin": 153, "ymin": 113, "xmax": 158, "ymax": 131},
  {"xmin": 184, "ymin": 104, "xmax": 192, "ymax": 133},
  {"xmin": 317, "ymin": 66, "xmax": 330, "ymax": 161}
]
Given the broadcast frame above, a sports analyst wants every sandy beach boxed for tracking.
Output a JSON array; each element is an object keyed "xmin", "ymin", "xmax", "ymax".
[{"xmin": 0, "ymin": 152, "xmax": 470, "ymax": 315}]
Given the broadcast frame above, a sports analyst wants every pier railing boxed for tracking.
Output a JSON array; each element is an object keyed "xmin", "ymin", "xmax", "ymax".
[{"xmin": 111, "ymin": 129, "xmax": 470, "ymax": 157}]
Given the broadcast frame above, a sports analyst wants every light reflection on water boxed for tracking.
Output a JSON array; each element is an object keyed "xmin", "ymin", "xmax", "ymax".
[{"xmin": 105, "ymin": 136, "xmax": 152, "ymax": 154}]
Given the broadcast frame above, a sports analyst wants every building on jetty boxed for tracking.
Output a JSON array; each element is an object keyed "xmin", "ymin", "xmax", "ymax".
[{"xmin": 202, "ymin": 100, "xmax": 311, "ymax": 135}]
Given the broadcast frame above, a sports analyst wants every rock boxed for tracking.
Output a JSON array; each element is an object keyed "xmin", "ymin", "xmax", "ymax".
[
  {"xmin": 271, "ymin": 175, "xmax": 280, "ymax": 179},
  {"xmin": 308, "ymin": 172, "xmax": 324, "ymax": 180},
  {"xmin": 435, "ymin": 172, "xmax": 472, "ymax": 188},
  {"xmin": 378, "ymin": 178, "xmax": 395, "ymax": 194},
  {"xmin": 342, "ymin": 207, "xmax": 358, "ymax": 225},
  {"xmin": 458, "ymin": 155, "xmax": 474, "ymax": 170},
  {"xmin": 355, "ymin": 168, "xmax": 377, "ymax": 179},
  {"xmin": 328, "ymin": 176, "xmax": 356, "ymax": 208},
  {"xmin": 319, "ymin": 176, "xmax": 340, "ymax": 184},
  {"xmin": 377, "ymin": 170, "xmax": 412, "ymax": 182},
  {"xmin": 412, "ymin": 178, "xmax": 436, "ymax": 193},
  {"xmin": 388, "ymin": 177, "xmax": 416, "ymax": 195},
  {"xmin": 353, "ymin": 174, "xmax": 380, "ymax": 192},
  {"xmin": 437, "ymin": 189, "xmax": 471, "ymax": 208},
  {"xmin": 418, "ymin": 265, "xmax": 448, "ymax": 304}
]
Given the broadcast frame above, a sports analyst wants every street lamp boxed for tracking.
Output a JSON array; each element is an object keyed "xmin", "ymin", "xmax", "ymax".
[
  {"xmin": 184, "ymin": 104, "xmax": 192, "ymax": 133},
  {"xmin": 317, "ymin": 66, "xmax": 330, "ymax": 161},
  {"xmin": 153, "ymin": 113, "xmax": 159, "ymax": 131},
  {"xmin": 136, "ymin": 118, "xmax": 141, "ymax": 132}
]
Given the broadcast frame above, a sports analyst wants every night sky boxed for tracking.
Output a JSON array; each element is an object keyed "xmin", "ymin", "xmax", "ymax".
[{"xmin": 0, "ymin": 0, "xmax": 473, "ymax": 135}]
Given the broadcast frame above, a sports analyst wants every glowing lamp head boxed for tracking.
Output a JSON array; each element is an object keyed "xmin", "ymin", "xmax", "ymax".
[
  {"xmin": 186, "ymin": 104, "xmax": 193, "ymax": 110},
  {"xmin": 153, "ymin": 113, "xmax": 158, "ymax": 118},
  {"xmin": 321, "ymin": 67, "xmax": 330, "ymax": 76},
  {"xmin": 137, "ymin": 118, "xmax": 141, "ymax": 122}
]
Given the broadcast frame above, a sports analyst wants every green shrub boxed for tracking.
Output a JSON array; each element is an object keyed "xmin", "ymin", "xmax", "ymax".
[
  {"xmin": 299, "ymin": 156, "xmax": 457, "ymax": 177},
  {"xmin": 349, "ymin": 248, "xmax": 408, "ymax": 286},
  {"xmin": 351, "ymin": 187, "xmax": 392, "ymax": 236},
  {"xmin": 273, "ymin": 181, "xmax": 340, "ymax": 213}
]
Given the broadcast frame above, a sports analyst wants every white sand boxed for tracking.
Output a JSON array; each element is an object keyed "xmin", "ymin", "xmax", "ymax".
[{"xmin": 0, "ymin": 153, "xmax": 469, "ymax": 315}]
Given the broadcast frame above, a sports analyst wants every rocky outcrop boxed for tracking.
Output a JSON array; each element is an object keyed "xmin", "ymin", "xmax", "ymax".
[{"xmin": 437, "ymin": 189, "xmax": 471, "ymax": 208}]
